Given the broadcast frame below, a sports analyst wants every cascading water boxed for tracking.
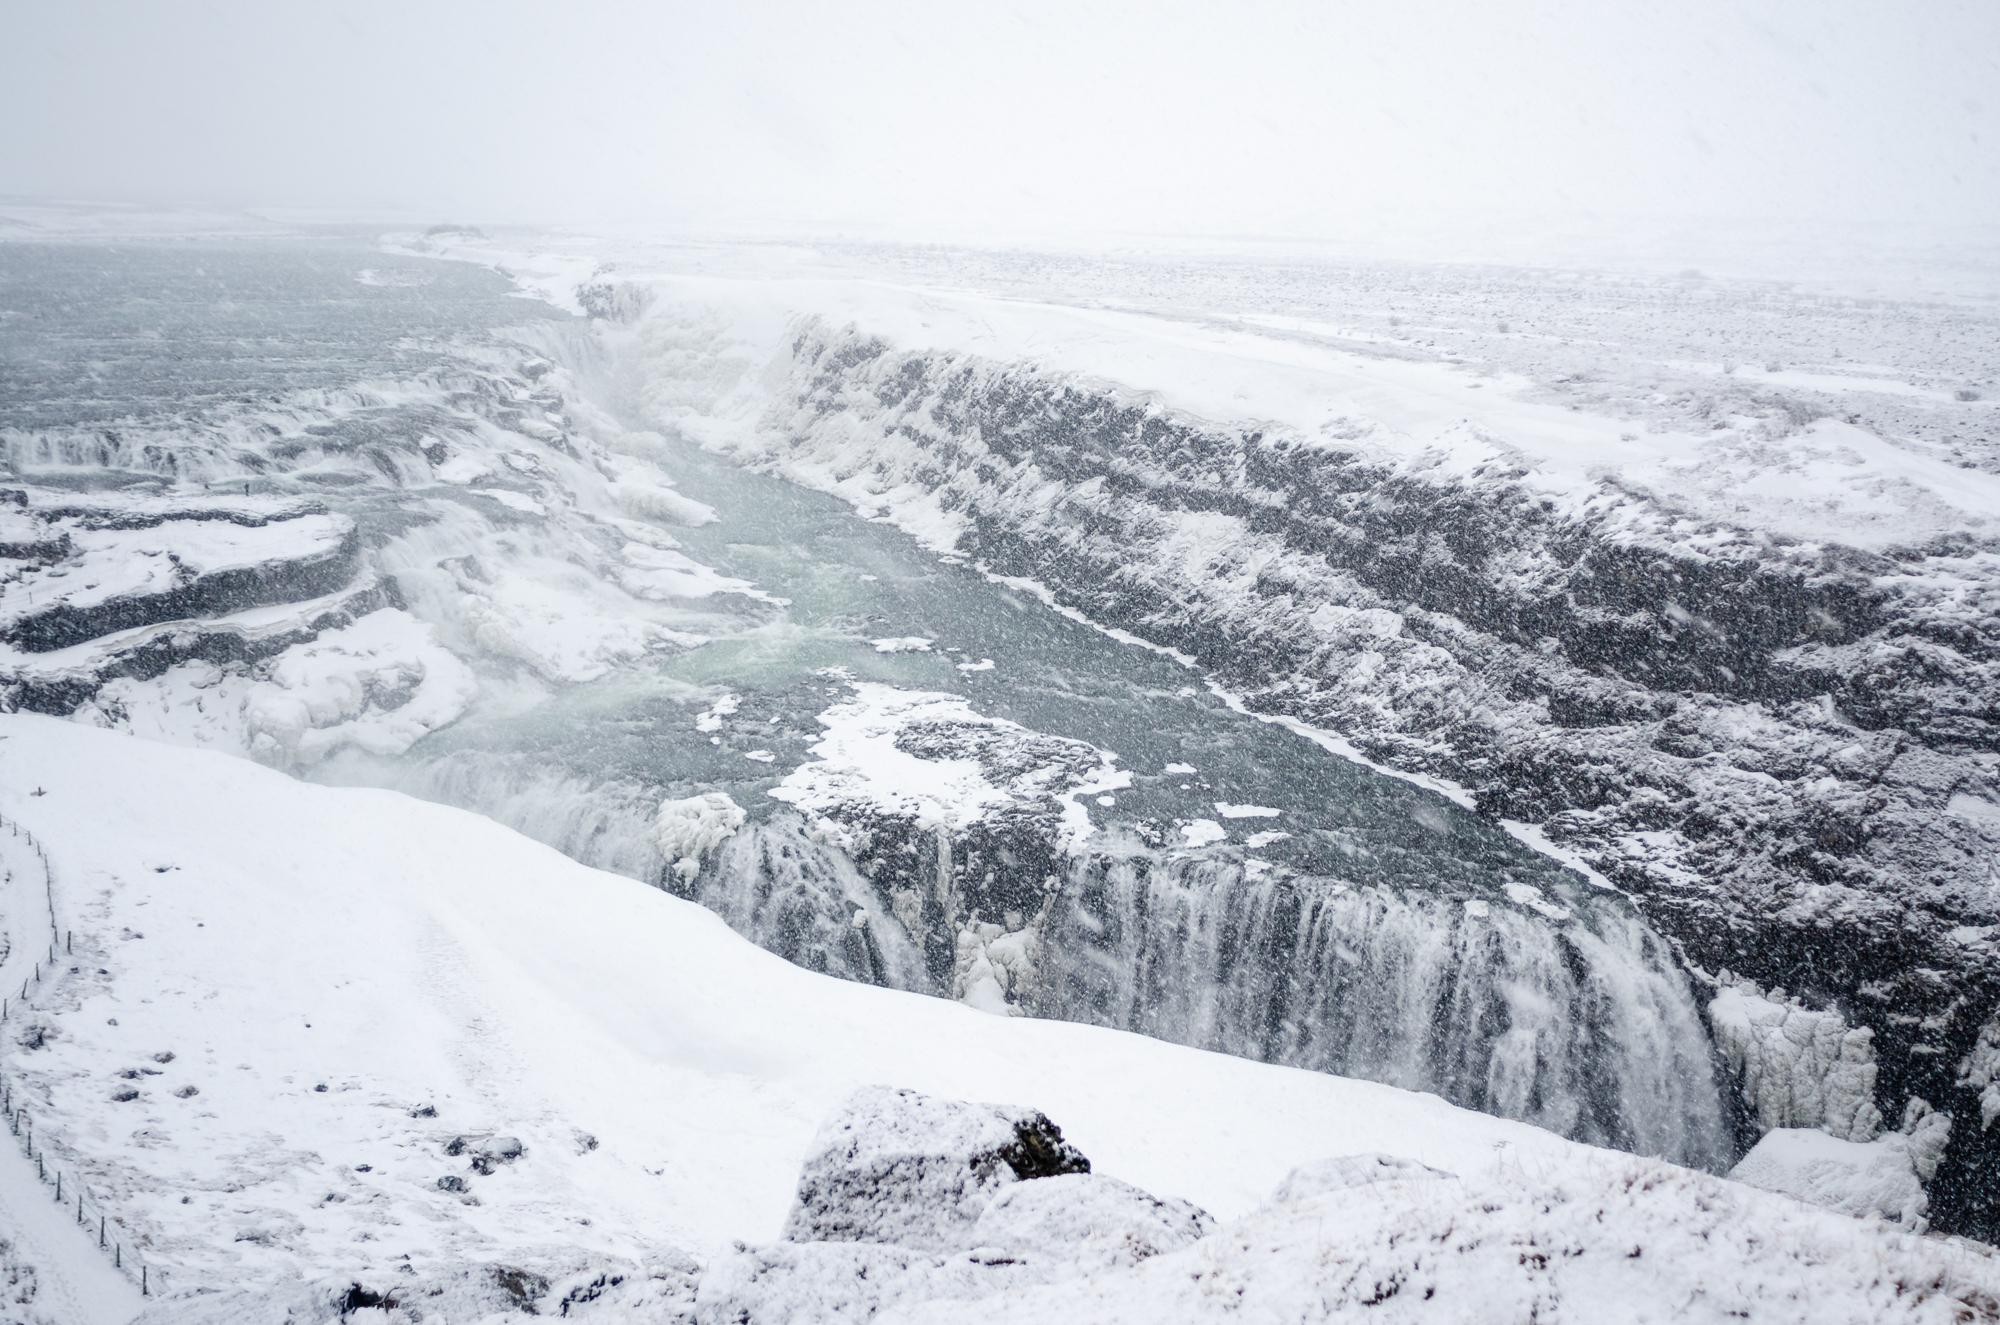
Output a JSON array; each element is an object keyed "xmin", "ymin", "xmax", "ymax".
[
  {"xmin": 697, "ymin": 816, "xmax": 932, "ymax": 990},
  {"xmin": 1044, "ymin": 848, "xmax": 1730, "ymax": 1168}
]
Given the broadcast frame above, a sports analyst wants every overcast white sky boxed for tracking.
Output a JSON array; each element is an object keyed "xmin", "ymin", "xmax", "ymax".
[{"xmin": 2, "ymin": 0, "xmax": 1994, "ymax": 248}]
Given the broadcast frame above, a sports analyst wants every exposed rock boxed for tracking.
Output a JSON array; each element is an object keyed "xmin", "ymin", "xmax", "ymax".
[{"xmin": 1959, "ymin": 1013, "xmax": 2000, "ymax": 1134}]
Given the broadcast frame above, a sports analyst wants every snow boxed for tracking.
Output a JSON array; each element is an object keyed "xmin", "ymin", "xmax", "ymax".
[
  {"xmin": 652, "ymin": 793, "xmax": 747, "ymax": 883},
  {"xmin": 617, "ymin": 541, "xmax": 772, "ymax": 603},
  {"xmin": 413, "ymin": 543, "xmax": 709, "ymax": 685},
  {"xmin": 1502, "ymin": 880, "xmax": 1574, "ymax": 922},
  {"xmin": 1178, "ymin": 820, "xmax": 1226, "ymax": 848},
  {"xmin": 470, "ymin": 489, "xmax": 547, "ymax": 517},
  {"xmin": 0, "ymin": 1131, "xmax": 144, "ymax": 1325},
  {"xmin": 5, "ymin": 224, "xmax": 1997, "ymax": 1310},
  {"xmin": 1211, "ymin": 803, "xmax": 1280, "ymax": 819},
  {"xmin": 600, "ymin": 455, "xmax": 719, "ymax": 528},
  {"xmin": 1266, "ymin": 1153, "xmax": 1455, "ymax": 1202},
  {"xmin": 694, "ymin": 694, "xmax": 739, "ymax": 733},
  {"xmin": 705, "ymin": 1087, "xmax": 1214, "ymax": 1324},
  {"xmin": 84, "ymin": 609, "xmax": 477, "ymax": 771},
  {"xmin": 1709, "ymin": 979, "xmax": 1885, "ymax": 1142},
  {"xmin": 869, "ymin": 638, "xmax": 934, "ymax": 654},
  {"xmin": 431, "ymin": 453, "xmax": 491, "ymax": 484},
  {"xmin": 778, "ymin": 1086, "xmax": 1091, "ymax": 1249},
  {"xmin": 0, "ymin": 715, "xmax": 1605, "ymax": 1295},
  {"xmin": 507, "ymin": 260, "xmax": 2000, "ymax": 556},
  {"xmin": 0, "ymin": 506, "xmax": 353, "ymax": 640},
  {"xmin": 896, "ymin": 1159, "xmax": 1998, "ymax": 1325},
  {"xmin": 768, "ymin": 682, "xmax": 1128, "ymax": 854},
  {"xmin": 1728, "ymin": 1129, "xmax": 1928, "ymax": 1228}
]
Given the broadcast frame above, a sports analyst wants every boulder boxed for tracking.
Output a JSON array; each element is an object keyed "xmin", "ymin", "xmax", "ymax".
[
  {"xmin": 781, "ymin": 1086, "xmax": 1090, "ymax": 1251},
  {"xmin": 969, "ymin": 1172, "xmax": 1213, "ymax": 1268}
]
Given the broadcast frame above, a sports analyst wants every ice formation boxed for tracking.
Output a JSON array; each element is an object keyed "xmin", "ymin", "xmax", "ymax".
[
  {"xmin": 1708, "ymin": 977, "xmax": 1884, "ymax": 1142},
  {"xmin": 654, "ymin": 792, "xmax": 749, "ymax": 882},
  {"xmin": 1959, "ymin": 1013, "xmax": 2000, "ymax": 1134},
  {"xmin": 1728, "ymin": 1129, "xmax": 1930, "ymax": 1228}
]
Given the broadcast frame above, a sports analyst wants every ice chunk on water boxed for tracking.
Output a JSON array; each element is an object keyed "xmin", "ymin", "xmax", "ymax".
[
  {"xmin": 1179, "ymin": 819, "xmax": 1226, "ymax": 848},
  {"xmin": 1214, "ymin": 802, "xmax": 1281, "ymax": 819}
]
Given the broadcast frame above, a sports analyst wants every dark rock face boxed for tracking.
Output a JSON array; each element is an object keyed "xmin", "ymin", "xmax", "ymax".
[
  {"xmin": 782, "ymin": 1086, "xmax": 1090, "ymax": 1251},
  {"xmin": 759, "ymin": 325, "xmax": 2000, "ymax": 1237}
]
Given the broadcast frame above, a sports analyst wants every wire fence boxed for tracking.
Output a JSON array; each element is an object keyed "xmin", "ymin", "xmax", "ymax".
[{"xmin": 0, "ymin": 809, "xmax": 169, "ymax": 1299}]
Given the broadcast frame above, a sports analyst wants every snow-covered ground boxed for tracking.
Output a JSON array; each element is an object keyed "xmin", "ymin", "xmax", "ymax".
[{"xmin": 0, "ymin": 714, "xmax": 1994, "ymax": 1323}]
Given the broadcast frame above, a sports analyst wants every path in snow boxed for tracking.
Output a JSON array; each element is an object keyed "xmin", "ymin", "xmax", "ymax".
[
  {"xmin": 0, "ymin": 817, "xmax": 145, "ymax": 1325},
  {"xmin": 0, "ymin": 1129, "xmax": 144, "ymax": 1325}
]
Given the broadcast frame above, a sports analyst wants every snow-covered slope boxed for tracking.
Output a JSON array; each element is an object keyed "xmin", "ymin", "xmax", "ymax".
[
  {"xmin": 2, "ymin": 714, "xmax": 1995, "ymax": 1323},
  {"xmin": 0, "ymin": 715, "xmax": 1574, "ymax": 1290}
]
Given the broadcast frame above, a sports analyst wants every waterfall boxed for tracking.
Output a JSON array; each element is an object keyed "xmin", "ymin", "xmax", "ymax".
[
  {"xmin": 699, "ymin": 817, "xmax": 932, "ymax": 992},
  {"xmin": 340, "ymin": 728, "xmax": 1730, "ymax": 1170},
  {"xmin": 1044, "ymin": 850, "xmax": 1732, "ymax": 1171}
]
